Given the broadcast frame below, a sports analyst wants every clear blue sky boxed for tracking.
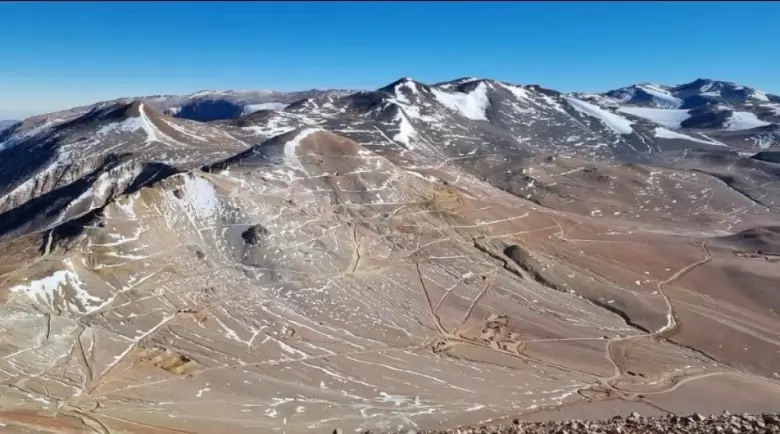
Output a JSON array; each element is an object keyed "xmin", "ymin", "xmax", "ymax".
[{"xmin": 2, "ymin": 1, "xmax": 778, "ymax": 119}]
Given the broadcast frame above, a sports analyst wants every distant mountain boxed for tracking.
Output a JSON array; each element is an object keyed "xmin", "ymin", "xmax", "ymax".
[
  {"xmin": 581, "ymin": 79, "xmax": 780, "ymax": 150},
  {"xmin": 154, "ymin": 89, "xmax": 358, "ymax": 122},
  {"xmin": 9, "ymin": 89, "xmax": 359, "ymax": 126},
  {"xmin": 605, "ymin": 78, "xmax": 780, "ymax": 109},
  {"xmin": 5, "ymin": 75, "xmax": 778, "ymax": 220},
  {"xmin": 0, "ymin": 120, "xmax": 18, "ymax": 132}
]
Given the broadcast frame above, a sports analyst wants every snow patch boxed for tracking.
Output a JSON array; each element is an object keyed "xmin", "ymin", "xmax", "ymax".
[
  {"xmin": 96, "ymin": 117, "xmax": 144, "ymax": 136},
  {"xmin": 9, "ymin": 260, "xmax": 102, "ymax": 313},
  {"xmin": 498, "ymin": 82, "xmax": 531, "ymax": 100},
  {"xmin": 138, "ymin": 103, "xmax": 160, "ymax": 142},
  {"xmin": 431, "ymin": 82, "xmax": 490, "ymax": 121},
  {"xmin": 182, "ymin": 175, "xmax": 220, "ymax": 219},
  {"xmin": 282, "ymin": 128, "xmax": 326, "ymax": 171},
  {"xmin": 393, "ymin": 111, "xmax": 417, "ymax": 148},
  {"xmin": 564, "ymin": 97, "xmax": 634, "ymax": 134},
  {"xmin": 618, "ymin": 107, "xmax": 691, "ymax": 129},
  {"xmin": 242, "ymin": 103, "xmax": 289, "ymax": 115},
  {"xmin": 724, "ymin": 111, "xmax": 772, "ymax": 131},
  {"xmin": 654, "ymin": 127, "xmax": 727, "ymax": 147},
  {"xmin": 749, "ymin": 90, "xmax": 769, "ymax": 102}
]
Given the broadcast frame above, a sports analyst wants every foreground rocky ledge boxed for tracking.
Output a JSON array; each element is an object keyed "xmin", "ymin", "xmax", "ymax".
[{"xmin": 371, "ymin": 412, "xmax": 780, "ymax": 433}]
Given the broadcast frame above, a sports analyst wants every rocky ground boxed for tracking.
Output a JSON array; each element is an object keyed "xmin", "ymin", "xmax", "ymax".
[{"xmin": 379, "ymin": 412, "xmax": 780, "ymax": 433}]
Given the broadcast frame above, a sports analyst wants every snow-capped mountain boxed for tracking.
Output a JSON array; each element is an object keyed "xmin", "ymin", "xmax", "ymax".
[
  {"xmin": 586, "ymin": 79, "xmax": 780, "ymax": 150},
  {"xmin": 4, "ymin": 75, "xmax": 778, "ymax": 239},
  {"xmin": 605, "ymin": 83, "xmax": 683, "ymax": 108},
  {"xmin": 15, "ymin": 89, "xmax": 359, "ymax": 126},
  {"xmin": 229, "ymin": 76, "xmax": 737, "ymax": 164},
  {"xmin": 606, "ymin": 78, "xmax": 780, "ymax": 109}
]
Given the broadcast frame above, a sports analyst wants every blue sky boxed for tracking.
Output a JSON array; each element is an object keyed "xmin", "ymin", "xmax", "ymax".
[{"xmin": 1, "ymin": 1, "xmax": 778, "ymax": 119}]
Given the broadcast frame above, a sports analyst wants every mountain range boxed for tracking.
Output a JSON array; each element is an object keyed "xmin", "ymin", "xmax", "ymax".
[{"xmin": 1, "ymin": 76, "xmax": 779, "ymax": 433}]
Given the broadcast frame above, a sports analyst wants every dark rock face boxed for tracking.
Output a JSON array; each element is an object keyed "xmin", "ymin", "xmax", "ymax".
[
  {"xmin": 241, "ymin": 224, "xmax": 269, "ymax": 245},
  {"xmin": 752, "ymin": 151, "xmax": 780, "ymax": 164}
]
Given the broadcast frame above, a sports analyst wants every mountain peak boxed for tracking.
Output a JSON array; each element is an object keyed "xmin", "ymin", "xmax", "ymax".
[{"xmin": 104, "ymin": 100, "xmax": 166, "ymax": 123}]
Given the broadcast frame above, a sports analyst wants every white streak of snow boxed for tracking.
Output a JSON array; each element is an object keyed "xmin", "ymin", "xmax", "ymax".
[
  {"xmin": 618, "ymin": 107, "xmax": 691, "ymax": 129},
  {"xmin": 654, "ymin": 127, "xmax": 727, "ymax": 147},
  {"xmin": 242, "ymin": 103, "xmax": 289, "ymax": 115},
  {"xmin": 282, "ymin": 128, "xmax": 325, "ymax": 171},
  {"xmin": 724, "ymin": 111, "xmax": 772, "ymax": 131},
  {"xmin": 564, "ymin": 97, "xmax": 634, "ymax": 135},
  {"xmin": 393, "ymin": 111, "xmax": 417, "ymax": 148},
  {"xmin": 637, "ymin": 84, "xmax": 683, "ymax": 108}
]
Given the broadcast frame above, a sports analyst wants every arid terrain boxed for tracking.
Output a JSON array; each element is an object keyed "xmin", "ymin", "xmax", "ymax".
[{"xmin": 0, "ymin": 77, "xmax": 779, "ymax": 433}]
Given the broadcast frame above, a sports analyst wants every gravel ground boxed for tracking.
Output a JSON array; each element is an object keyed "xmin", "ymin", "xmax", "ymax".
[{"xmin": 336, "ymin": 412, "xmax": 780, "ymax": 433}]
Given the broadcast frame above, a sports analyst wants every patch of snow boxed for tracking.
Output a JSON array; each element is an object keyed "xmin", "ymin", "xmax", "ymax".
[
  {"xmin": 377, "ymin": 392, "xmax": 409, "ymax": 407},
  {"xmin": 537, "ymin": 93, "xmax": 568, "ymax": 114},
  {"xmin": 393, "ymin": 111, "xmax": 417, "ymax": 148},
  {"xmin": 564, "ymin": 97, "xmax": 634, "ymax": 135},
  {"xmin": 138, "ymin": 103, "xmax": 160, "ymax": 142},
  {"xmin": 243, "ymin": 118, "xmax": 296, "ymax": 138},
  {"xmin": 96, "ymin": 117, "xmax": 144, "ymax": 136},
  {"xmin": 189, "ymin": 90, "xmax": 219, "ymax": 98},
  {"xmin": 498, "ymin": 82, "xmax": 531, "ymax": 100},
  {"xmin": 749, "ymin": 90, "xmax": 769, "ymax": 102},
  {"xmin": 242, "ymin": 103, "xmax": 289, "ymax": 115},
  {"xmin": 431, "ymin": 82, "xmax": 490, "ymax": 121},
  {"xmin": 654, "ymin": 127, "xmax": 727, "ymax": 147},
  {"xmin": 724, "ymin": 111, "xmax": 772, "ymax": 131},
  {"xmin": 386, "ymin": 95, "xmax": 441, "ymax": 124},
  {"xmin": 9, "ymin": 260, "xmax": 102, "ymax": 313},
  {"xmin": 618, "ymin": 107, "xmax": 691, "ymax": 129},
  {"xmin": 282, "ymin": 128, "xmax": 326, "ymax": 171},
  {"xmin": 182, "ymin": 175, "xmax": 220, "ymax": 219}
]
